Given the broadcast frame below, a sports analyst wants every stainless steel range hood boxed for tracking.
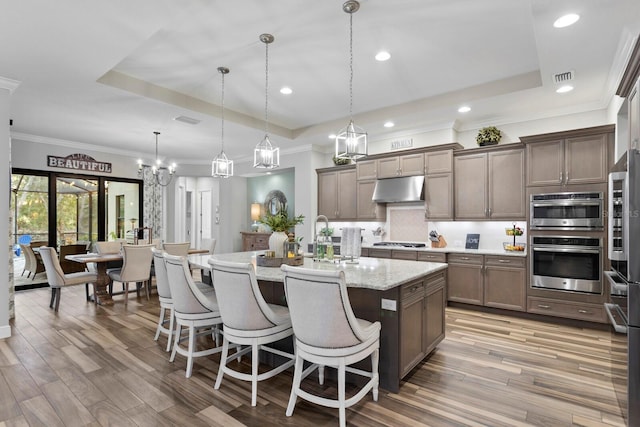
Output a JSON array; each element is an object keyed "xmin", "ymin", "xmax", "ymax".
[{"xmin": 372, "ymin": 175, "xmax": 424, "ymax": 203}]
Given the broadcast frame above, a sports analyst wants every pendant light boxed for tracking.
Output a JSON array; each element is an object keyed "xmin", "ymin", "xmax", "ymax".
[
  {"xmin": 212, "ymin": 66, "xmax": 234, "ymax": 178},
  {"xmin": 137, "ymin": 131, "xmax": 176, "ymax": 187},
  {"xmin": 335, "ymin": 0, "xmax": 368, "ymax": 161},
  {"xmin": 253, "ymin": 33, "xmax": 280, "ymax": 169}
]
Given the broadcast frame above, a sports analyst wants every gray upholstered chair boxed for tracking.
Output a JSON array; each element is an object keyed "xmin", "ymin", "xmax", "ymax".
[
  {"xmin": 38, "ymin": 246, "xmax": 98, "ymax": 312},
  {"xmin": 281, "ymin": 265, "xmax": 381, "ymax": 427},
  {"xmin": 164, "ymin": 253, "xmax": 222, "ymax": 378},
  {"xmin": 107, "ymin": 244, "xmax": 153, "ymax": 304},
  {"xmin": 162, "ymin": 242, "xmax": 190, "ymax": 257},
  {"xmin": 209, "ymin": 259, "xmax": 295, "ymax": 406}
]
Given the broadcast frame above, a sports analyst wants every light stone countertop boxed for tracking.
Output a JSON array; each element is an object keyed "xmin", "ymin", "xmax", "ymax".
[
  {"xmin": 362, "ymin": 243, "xmax": 527, "ymax": 257},
  {"xmin": 188, "ymin": 252, "xmax": 447, "ymax": 292}
]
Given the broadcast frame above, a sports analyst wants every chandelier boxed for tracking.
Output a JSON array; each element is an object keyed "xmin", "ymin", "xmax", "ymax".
[
  {"xmin": 253, "ymin": 33, "xmax": 280, "ymax": 169},
  {"xmin": 137, "ymin": 131, "xmax": 176, "ymax": 187},
  {"xmin": 335, "ymin": 0, "xmax": 368, "ymax": 161},
  {"xmin": 212, "ymin": 66, "xmax": 234, "ymax": 178}
]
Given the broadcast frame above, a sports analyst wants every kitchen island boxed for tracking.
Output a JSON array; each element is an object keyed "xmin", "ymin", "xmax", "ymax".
[{"xmin": 189, "ymin": 252, "xmax": 447, "ymax": 392}]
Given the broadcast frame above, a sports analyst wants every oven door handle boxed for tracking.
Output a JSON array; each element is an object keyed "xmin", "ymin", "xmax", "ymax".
[
  {"xmin": 531, "ymin": 201, "xmax": 601, "ymax": 207},
  {"xmin": 531, "ymin": 247, "xmax": 600, "ymax": 254},
  {"xmin": 604, "ymin": 270, "xmax": 628, "ymax": 293},
  {"xmin": 604, "ymin": 303, "xmax": 628, "ymax": 334}
]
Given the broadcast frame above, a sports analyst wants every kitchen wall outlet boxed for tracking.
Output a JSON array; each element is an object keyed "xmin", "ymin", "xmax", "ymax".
[{"xmin": 381, "ymin": 298, "xmax": 397, "ymax": 311}]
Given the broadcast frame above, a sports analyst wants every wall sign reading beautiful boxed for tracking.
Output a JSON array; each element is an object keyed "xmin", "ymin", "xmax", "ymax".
[{"xmin": 47, "ymin": 153, "xmax": 112, "ymax": 173}]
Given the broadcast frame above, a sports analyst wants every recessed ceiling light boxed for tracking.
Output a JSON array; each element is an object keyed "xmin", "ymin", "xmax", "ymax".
[
  {"xmin": 556, "ymin": 85, "xmax": 574, "ymax": 93},
  {"xmin": 280, "ymin": 86, "xmax": 293, "ymax": 95},
  {"xmin": 553, "ymin": 13, "xmax": 580, "ymax": 28},
  {"xmin": 458, "ymin": 106, "xmax": 471, "ymax": 113},
  {"xmin": 375, "ymin": 51, "xmax": 391, "ymax": 61},
  {"xmin": 383, "ymin": 121, "xmax": 395, "ymax": 128},
  {"xmin": 328, "ymin": 134, "xmax": 337, "ymax": 139}
]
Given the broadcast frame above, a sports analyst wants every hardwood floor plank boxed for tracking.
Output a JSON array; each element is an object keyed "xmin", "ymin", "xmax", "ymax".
[
  {"xmin": 19, "ymin": 395, "xmax": 65, "ymax": 427},
  {"xmin": 0, "ymin": 365, "xmax": 41, "ymax": 402},
  {"xmin": 40, "ymin": 380, "xmax": 96, "ymax": 427},
  {"xmin": 7, "ymin": 287, "xmax": 627, "ymax": 427},
  {"xmin": 0, "ymin": 415, "xmax": 30, "ymax": 427}
]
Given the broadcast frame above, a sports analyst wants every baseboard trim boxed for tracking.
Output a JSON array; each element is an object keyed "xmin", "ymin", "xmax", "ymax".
[
  {"xmin": 15, "ymin": 283, "xmax": 49, "ymax": 292},
  {"xmin": 0, "ymin": 325, "xmax": 11, "ymax": 339}
]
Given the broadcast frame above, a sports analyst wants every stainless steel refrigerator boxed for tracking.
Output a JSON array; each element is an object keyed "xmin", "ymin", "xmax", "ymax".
[{"xmin": 608, "ymin": 149, "xmax": 640, "ymax": 425}]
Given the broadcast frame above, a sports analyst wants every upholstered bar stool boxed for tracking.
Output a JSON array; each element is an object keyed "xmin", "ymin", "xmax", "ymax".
[
  {"xmin": 38, "ymin": 246, "xmax": 98, "ymax": 312},
  {"xmin": 209, "ymin": 259, "xmax": 295, "ymax": 406},
  {"xmin": 164, "ymin": 253, "xmax": 223, "ymax": 378},
  {"xmin": 281, "ymin": 265, "xmax": 381, "ymax": 427}
]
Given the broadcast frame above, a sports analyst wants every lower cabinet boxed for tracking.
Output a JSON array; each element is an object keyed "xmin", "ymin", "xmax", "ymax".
[
  {"xmin": 400, "ymin": 270, "xmax": 446, "ymax": 377},
  {"xmin": 527, "ymin": 296, "xmax": 606, "ymax": 323},
  {"xmin": 447, "ymin": 253, "xmax": 526, "ymax": 311}
]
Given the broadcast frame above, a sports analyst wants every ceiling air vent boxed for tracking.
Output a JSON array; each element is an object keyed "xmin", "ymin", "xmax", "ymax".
[
  {"xmin": 173, "ymin": 115, "xmax": 201, "ymax": 125},
  {"xmin": 552, "ymin": 70, "xmax": 575, "ymax": 84}
]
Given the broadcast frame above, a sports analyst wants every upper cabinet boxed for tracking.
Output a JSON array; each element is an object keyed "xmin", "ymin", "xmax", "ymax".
[
  {"xmin": 454, "ymin": 146, "xmax": 526, "ymax": 220},
  {"xmin": 377, "ymin": 153, "xmax": 425, "ymax": 178},
  {"xmin": 356, "ymin": 180, "xmax": 386, "ymax": 221},
  {"xmin": 424, "ymin": 149, "xmax": 454, "ymax": 220},
  {"xmin": 523, "ymin": 126, "xmax": 614, "ymax": 187},
  {"xmin": 317, "ymin": 166, "xmax": 357, "ymax": 221}
]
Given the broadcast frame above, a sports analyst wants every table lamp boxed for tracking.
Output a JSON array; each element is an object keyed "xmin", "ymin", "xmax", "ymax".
[{"xmin": 250, "ymin": 203, "xmax": 261, "ymax": 231}]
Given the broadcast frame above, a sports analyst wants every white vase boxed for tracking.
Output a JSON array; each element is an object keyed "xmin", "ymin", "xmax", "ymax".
[{"xmin": 269, "ymin": 231, "xmax": 289, "ymax": 258}]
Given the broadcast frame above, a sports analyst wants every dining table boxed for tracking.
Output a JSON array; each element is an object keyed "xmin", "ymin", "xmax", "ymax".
[{"xmin": 66, "ymin": 247, "xmax": 210, "ymax": 305}]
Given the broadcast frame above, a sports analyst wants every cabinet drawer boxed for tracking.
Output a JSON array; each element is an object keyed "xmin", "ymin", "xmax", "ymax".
[
  {"xmin": 392, "ymin": 250, "xmax": 418, "ymax": 260},
  {"xmin": 368, "ymin": 248, "xmax": 392, "ymax": 259},
  {"xmin": 417, "ymin": 252, "xmax": 447, "ymax": 263},
  {"xmin": 447, "ymin": 253, "xmax": 483, "ymax": 265},
  {"xmin": 402, "ymin": 280, "xmax": 424, "ymax": 301},
  {"xmin": 527, "ymin": 297, "xmax": 606, "ymax": 323},
  {"xmin": 484, "ymin": 255, "xmax": 525, "ymax": 268}
]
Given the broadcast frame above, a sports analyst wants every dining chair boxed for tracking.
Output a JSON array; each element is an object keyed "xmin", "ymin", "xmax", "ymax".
[
  {"xmin": 107, "ymin": 244, "xmax": 154, "ymax": 304},
  {"xmin": 19, "ymin": 243, "xmax": 44, "ymax": 279},
  {"xmin": 281, "ymin": 265, "xmax": 381, "ymax": 427},
  {"xmin": 209, "ymin": 259, "xmax": 295, "ymax": 406},
  {"xmin": 162, "ymin": 242, "xmax": 190, "ymax": 257},
  {"xmin": 59, "ymin": 243, "xmax": 91, "ymax": 300},
  {"xmin": 38, "ymin": 246, "xmax": 98, "ymax": 312},
  {"xmin": 164, "ymin": 253, "xmax": 223, "ymax": 378}
]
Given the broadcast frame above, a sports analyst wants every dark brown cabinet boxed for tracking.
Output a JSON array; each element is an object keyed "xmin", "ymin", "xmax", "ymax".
[{"xmin": 399, "ymin": 270, "xmax": 446, "ymax": 378}]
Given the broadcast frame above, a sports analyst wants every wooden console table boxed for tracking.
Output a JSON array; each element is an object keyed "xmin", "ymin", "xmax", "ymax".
[{"xmin": 240, "ymin": 231, "xmax": 271, "ymax": 251}]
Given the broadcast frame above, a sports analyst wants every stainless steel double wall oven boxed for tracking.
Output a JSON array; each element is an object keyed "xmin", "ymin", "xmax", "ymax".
[{"xmin": 529, "ymin": 191, "xmax": 604, "ymax": 294}]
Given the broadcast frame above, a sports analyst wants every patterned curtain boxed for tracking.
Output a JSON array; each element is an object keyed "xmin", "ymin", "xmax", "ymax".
[{"xmin": 140, "ymin": 167, "xmax": 164, "ymax": 240}]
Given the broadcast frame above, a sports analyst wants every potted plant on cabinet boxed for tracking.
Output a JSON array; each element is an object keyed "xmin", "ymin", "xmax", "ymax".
[
  {"xmin": 258, "ymin": 210, "xmax": 305, "ymax": 258},
  {"xmin": 476, "ymin": 126, "xmax": 502, "ymax": 146}
]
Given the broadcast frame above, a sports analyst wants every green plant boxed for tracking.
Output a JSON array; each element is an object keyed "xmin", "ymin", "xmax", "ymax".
[
  {"xmin": 332, "ymin": 155, "xmax": 351, "ymax": 166},
  {"xmin": 258, "ymin": 210, "xmax": 305, "ymax": 232},
  {"xmin": 476, "ymin": 126, "xmax": 502, "ymax": 145},
  {"xmin": 320, "ymin": 227, "xmax": 333, "ymax": 237}
]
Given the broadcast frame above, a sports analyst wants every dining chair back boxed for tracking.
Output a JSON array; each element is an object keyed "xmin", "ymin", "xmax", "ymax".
[
  {"xmin": 20, "ymin": 243, "xmax": 45, "ymax": 279},
  {"xmin": 94, "ymin": 240, "xmax": 122, "ymax": 254},
  {"xmin": 209, "ymin": 259, "xmax": 294, "ymax": 406},
  {"xmin": 162, "ymin": 242, "xmax": 190, "ymax": 257},
  {"xmin": 281, "ymin": 265, "xmax": 381, "ymax": 427},
  {"xmin": 151, "ymin": 248, "xmax": 174, "ymax": 351},
  {"xmin": 107, "ymin": 244, "xmax": 153, "ymax": 303},
  {"xmin": 164, "ymin": 253, "xmax": 222, "ymax": 377},
  {"xmin": 38, "ymin": 246, "xmax": 98, "ymax": 311}
]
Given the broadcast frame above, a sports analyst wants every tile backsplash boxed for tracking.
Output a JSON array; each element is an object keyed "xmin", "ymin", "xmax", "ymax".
[{"xmin": 328, "ymin": 206, "xmax": 527, "ymax": 251}]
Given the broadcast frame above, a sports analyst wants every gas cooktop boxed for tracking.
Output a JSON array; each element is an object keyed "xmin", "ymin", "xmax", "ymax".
[{"xmin": 372, "ymin": 242, "xmax": 426, "ymax": 248}]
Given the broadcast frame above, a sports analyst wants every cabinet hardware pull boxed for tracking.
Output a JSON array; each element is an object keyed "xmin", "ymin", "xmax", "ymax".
[
  {"xmin": 566, "ymin": 172, "xmax": 569, "ymax": 182},
  {"xmin": 498, "ymin": 259, "xmax": 510, "ymax": 263},
  {"xmin": 460, "ymin": 257, "xmax": 470, "ymax": 260},
  {"xmin": 560, "ymin": 172, "xmax": 563, "ymax": 183},
  {"xmin": 577, "ymin": 309, "xmax": 589, "ymax": 314},
  {"xmin": 488, "ymin": 207, "xmax": 491, "ymax": 216},
  {"xmin": 538, "ymin": 304, "xmax": 551, "ymax": 309}
]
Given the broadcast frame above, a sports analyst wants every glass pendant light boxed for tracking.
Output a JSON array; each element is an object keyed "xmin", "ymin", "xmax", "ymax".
[
  {"xmin": 335, "ymin": 0, "xmax": 368, "ymax": 161},
  {"xmin": 253, "ymin": 33, "xmax": 280, "ymax": 169},
  {"xmin": 212, "ymin": 66, "xmax": 234, "ymax": 178}
]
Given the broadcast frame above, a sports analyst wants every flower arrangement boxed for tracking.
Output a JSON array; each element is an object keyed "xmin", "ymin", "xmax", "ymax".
[
  {"xmin": 332, "ymin": 155, "xmax": 351, "ymax": 166},
  {"xmin": 320, "ymin": 227, "xmax": 334, "ymax": 237},
  {"xmin": 258, "ymin": 210, "xmax": 305, "ymax": 232},
  {"xmin": 476, "ymin": 126, "xmax": 502, "ymax": 146}
]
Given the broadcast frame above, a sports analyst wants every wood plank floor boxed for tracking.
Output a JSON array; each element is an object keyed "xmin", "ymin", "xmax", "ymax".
[{"xmin": 1, "ymin": 284, "xmax": 628, "ymax": 426}]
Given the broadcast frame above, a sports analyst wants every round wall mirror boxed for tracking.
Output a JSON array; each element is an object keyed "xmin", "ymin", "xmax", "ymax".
[{"xmin": 264, "ymin": 190, "xmax": 288, "ymax": 215}]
